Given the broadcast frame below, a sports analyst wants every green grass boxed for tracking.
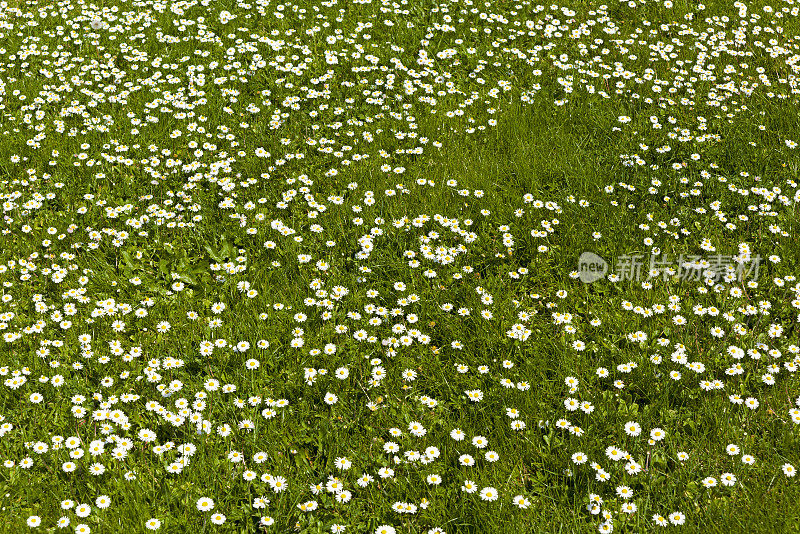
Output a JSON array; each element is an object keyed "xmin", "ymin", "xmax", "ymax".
[{"xmin": 1, "ymin": 0, "xmax": 800, "ymax": 532}]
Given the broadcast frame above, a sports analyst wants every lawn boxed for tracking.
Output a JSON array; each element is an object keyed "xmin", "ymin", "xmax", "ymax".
[{"xmin": 1, "ymin": 0, "xmax": 800, "ymax": 532}]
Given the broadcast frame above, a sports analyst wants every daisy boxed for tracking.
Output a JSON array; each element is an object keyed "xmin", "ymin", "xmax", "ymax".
[
  {"xmin": 408, "ymin": 421, "xmax": 426, "ymax": 437},
  {"xmin": 479, "ymin": 487, "xmax": 499, "ymax": 501},
  {"xmin": 75, "ymin": 504, "xmax": 91, "ymax": 518},
  {"xmin": 616, "ymin": 486, "xmax": 633, "ymax": 499},
  {"xmin": 669, "ymin": 512, "xmax": 686, "ymax": 526},
  {"xmin": 271, "ymin": 476, "xmax": 288, "ymax": 491},
  {"xmin": 702, "ymin": 476, "xmax": 717, "ymax": 488},
  {"xmin": 513, "ymin": 495, "xmax": 531, "ymax": 509},
  {"xmin": 624, "ymin": 421, "xmax": 642, "ymax": 436},
  {"xmin": 335, "ymin": 457, "xmax": 352, "ymax": 470},
  {"xmin": 89, "ymin": 463, "xmax": 105, "ymax": 475},
  {"xmin": 472, "ymin": 436, "xmax": 488, "ymax": 448},
  {"xmin": 196, "ymin": 498, "xmax": 214, "ymax": 512},
  {"xmin": 572, "ymin": 452, "xmax": 588, "ymax": 465}
]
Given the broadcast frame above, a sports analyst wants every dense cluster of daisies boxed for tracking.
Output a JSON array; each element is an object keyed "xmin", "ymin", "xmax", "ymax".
[{"xmin": 1, "ymin": 0, "xmax": 800, "ymax": 531}]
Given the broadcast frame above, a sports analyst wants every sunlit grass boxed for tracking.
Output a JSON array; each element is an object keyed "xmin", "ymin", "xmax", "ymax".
[{"xmin": 1, "ymin": 0, "xmax": 800, "ymax": 532}]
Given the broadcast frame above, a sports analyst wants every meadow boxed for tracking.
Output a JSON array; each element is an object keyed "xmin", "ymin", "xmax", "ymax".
[{"xmin": 1, "ymin": 0, "xmax": 800, "ymax": 532}]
